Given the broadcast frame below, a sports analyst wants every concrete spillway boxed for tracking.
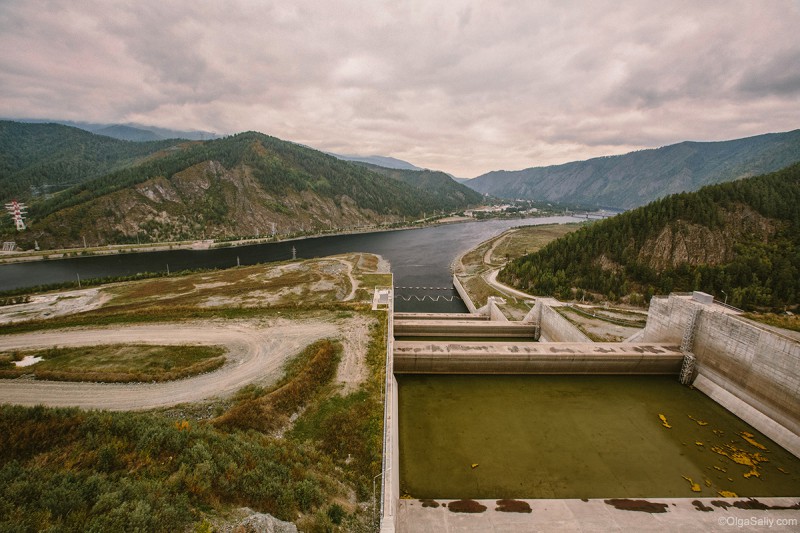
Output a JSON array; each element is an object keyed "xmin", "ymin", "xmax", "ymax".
[
  {"xmin": 394, "ymin": 341, "xmax": 683, "ymax": 374},
  {"xmin": 393, "ymin": 319, "xmax": 538, "ymax": 338},
  {"xmin": 393, "ymin": 312, "xmax": 488, "ymax": 321}
]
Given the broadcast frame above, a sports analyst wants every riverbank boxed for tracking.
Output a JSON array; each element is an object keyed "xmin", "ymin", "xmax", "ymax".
[
  {"xmin": 452, "ymin": 223, "xmax": 581, "ymax": 319},
  {"xmin": 0, "ymin": 216, "xmax": 475, "ymax": 265}
]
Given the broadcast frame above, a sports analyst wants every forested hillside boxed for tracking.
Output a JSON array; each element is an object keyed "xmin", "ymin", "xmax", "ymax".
[
  {"xmin": 1, "ymin": 130, "xmax": 481, "ymax": 248},
  {"xmin": 356, "ymin": 163, "xmax": 484, "ymax": 211},
  {"xmin": 468, "ymin": 130, "xmax": 800, "ymax": 209},
  {"xmin": 0, "ymin": 121, "xmax": 185, "ymax": 203},
  {"xmin": 499, "ymin": 163, "xmax": 800, "ymax": 311}
]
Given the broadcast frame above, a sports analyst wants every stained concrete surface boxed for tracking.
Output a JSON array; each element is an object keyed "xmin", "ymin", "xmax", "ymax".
[{"xmin": 397, "ymin": 498, "xmax": 800, "ymax": 532}]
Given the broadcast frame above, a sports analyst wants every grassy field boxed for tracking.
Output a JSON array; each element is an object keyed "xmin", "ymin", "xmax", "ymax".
[
  {"xmin": 488, "ymin": 224, "xmax": 582, "ymax": 263},
  {"xmin": 0, "ymin": 344, "xmax": 226, "ymax": 382}
]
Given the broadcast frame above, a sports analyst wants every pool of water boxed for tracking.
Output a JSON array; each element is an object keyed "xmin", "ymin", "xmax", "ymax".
[{"xmin": 398, "ymin": 375, "xmax": 800, "ymax": 499}]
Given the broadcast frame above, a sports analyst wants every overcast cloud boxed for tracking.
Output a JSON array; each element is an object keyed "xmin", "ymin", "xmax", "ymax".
[{"xmin": 1, "ymin": 1, "xmax": 798, "ymax": 177}]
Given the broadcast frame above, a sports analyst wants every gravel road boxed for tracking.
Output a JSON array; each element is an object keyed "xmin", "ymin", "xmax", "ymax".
[{"xmin": 0, "ymin": 319, "xmax": 340, "ymax": 411}]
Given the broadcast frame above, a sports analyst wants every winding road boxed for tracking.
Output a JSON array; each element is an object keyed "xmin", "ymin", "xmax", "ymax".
[{"xmin": 0, "ymin": 319, "xmax": 340, "ymax": 411}]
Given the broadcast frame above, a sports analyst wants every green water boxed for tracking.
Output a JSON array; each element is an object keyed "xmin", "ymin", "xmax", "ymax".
[
  {"xmin": 398, "ymin": 375, "xmax": 800, "ymax": 499},
  {"xmin": 395, "ymin": 336, "xmax": 537, "ymax": 342}
]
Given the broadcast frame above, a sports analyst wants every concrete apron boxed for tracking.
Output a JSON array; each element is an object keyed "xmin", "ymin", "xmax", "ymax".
[{"xmin": 397, "ymin": 497, "xmax": 800, "ymax": 532}]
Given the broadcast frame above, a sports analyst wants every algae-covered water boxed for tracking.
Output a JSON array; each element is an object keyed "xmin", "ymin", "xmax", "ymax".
[{"xmin": 398, "ymin": 375, "xmax": 800, "ymax": 499}]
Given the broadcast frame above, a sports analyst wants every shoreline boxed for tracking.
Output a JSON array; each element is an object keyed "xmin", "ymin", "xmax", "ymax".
[{"xmin": 0, "ymin": 216, "xmax": 477, "ymax": 266}]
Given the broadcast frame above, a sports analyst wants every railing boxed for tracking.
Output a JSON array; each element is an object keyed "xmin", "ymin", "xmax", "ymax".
[
  {"xmin": 379, "ymin": 278, "xmax": 395, "ymax": 531},
  {"xmin": 712, "ymin": 299, "xmax": 745, "ymax": 314},
  {"xmin": 394, "ymin": 295, "xmax": 457, "ymax": 302},
  {"xmin": 565, "ymin": 303, "xmax": 646, "ymax": 328}
]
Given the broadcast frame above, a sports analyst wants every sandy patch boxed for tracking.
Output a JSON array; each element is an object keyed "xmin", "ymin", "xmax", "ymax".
[
  {"xmin": 0, "ymin": 288, "xmax": 112, "ymax": 325},
  {"xmin": 334, "ymin": 315, "xmax": 375, "ymax": 392},
  {"xmin": 194, "ymin": 282, "xmax": 231, "ymax": 290},
  {"xmin": 14, "ymin": 355, "xmax": 44, "ymax": 367}
]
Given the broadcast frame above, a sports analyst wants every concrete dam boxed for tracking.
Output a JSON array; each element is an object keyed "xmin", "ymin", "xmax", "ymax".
[{"xmin": 379, "ymin": 289, "xmax": 800, "ymax": 532}]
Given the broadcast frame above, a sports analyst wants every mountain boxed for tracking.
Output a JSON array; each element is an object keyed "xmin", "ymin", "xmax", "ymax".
[
  {"xmin": 330, "ymin": 153, "xmax": 423, "ymax": 171},
  {"xmin": 93, "ymin": 124, "xmax": 164, "ymax": 142},
  {"xmin": 9, "ymin": 118, "xmax": 219, "ymax": 141},
  {"xmin": 1, "ymin": 130, "xmax": 480, "ymax": 249},
  {"xmin": 468, "ymin": 130, "xmax": 800, "ymax": 210},
  {"xmin": 0, "ymin": 121, "xmax": 185, "ymax": 203},
  {"xmin": 499, "ymin": 163, "xmax": 800, "ymax": 311},
  {"xmin": 354, "ymin": 163, "xmax": 483, "ymax": 211}
]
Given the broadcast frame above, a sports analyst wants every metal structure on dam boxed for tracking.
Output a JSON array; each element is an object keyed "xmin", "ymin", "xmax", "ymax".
[{"xmin": 376, "ymin": 287, "xmax": 800, "ymax": 532}]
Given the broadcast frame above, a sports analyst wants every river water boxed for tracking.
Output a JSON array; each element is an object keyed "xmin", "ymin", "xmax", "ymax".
[{"xmin": 0, "ymin": 216, "xmax": 576, "ymax": 312}]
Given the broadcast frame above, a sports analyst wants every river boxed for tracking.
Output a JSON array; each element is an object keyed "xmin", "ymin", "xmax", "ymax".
[{"xmin": 0, "ymin": 216, "xmax": 577, "ymax": 312}]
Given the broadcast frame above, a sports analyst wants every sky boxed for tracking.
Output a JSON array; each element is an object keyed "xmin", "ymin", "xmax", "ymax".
[{"xmin": 1, "ymin": 1, "xmax": 799, "ymax": 178}]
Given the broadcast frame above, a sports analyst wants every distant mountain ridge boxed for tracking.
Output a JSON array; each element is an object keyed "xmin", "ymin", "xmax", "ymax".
[
  {"xmin": 0, "ymin": 121, "xmax": 185, "ymax": 203},
  {"xmin": 467, "ymin": 130, "xmax": 800, "ymax": 209},
  {"xmin": 0, "ymin": 125, "xmax": 481, "ymax": 249},
  {"xmin": 353, "ymin": 163, "xmax": 483, "ymax": 210},
  {"xmin": 329, "ymin": 153, "xmax": 423, "ymax": 171},
  {"xmin": 9, "ymin": 118, "xmax": 219, "ymax": 141}
]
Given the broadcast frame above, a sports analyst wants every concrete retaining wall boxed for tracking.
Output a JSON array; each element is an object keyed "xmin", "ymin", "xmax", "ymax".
[
  {"xmin": 394, "ymin": 320, "xmax": 537, "ymax": 338},
  {"xmin": 489, "ymin": 298, "xmax": 508, "ymax": 322},
  {"xmin": 643, "ymin": 295, "xmax": 800, "ymax": 458},
  {"xmin": 393, "ymin": 312, "xmax": 487, "ymax": 321},
  {"xmin": 534, "ymin": 301, "xmax": 592, "ymax": 342},
  {"xmin": 452, "ymin": 275, "xmax": 478, "ymax": 314},
  {"xmin": 380, "ymin": 285, "xmax": 398, "ymax": 533},
  {"xmin": 393, "ymin": 341, "xmax": 683, "ymax": 374}
]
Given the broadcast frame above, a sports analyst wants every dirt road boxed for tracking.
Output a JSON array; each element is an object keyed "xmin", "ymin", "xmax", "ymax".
[{"xmin": 0, "ymin": 319, "xmax": 342, "ymax": 411}]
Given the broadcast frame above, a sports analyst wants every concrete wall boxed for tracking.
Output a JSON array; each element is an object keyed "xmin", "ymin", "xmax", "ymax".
[
  {"xmin": 380, "ymin": 284, "xmax": 398, "ymax": 533},
  {"xmin": 393, "ymin": 320, "xmax": 537, "ymax": 338},
  {"xmin": 488, "ymin": 298, "xmax": 508, "ymax": 322},
  {"xmin": 393, "ymin": 312, "xmax": 487, "ymax": 321},
  {"xmin": 394, "ymin": 351, "xmax": 683, "ymax": 376},
  {"xmin": 453, "ymin": 275, "xmax": 478, "ymax": 314},
  {"xmin": 643, "ymin": 295, "xmax": 800, "ymax": 458},
  {"xmin": 534, "ymin": 301, "xmax": 593, "ymax": 342}
]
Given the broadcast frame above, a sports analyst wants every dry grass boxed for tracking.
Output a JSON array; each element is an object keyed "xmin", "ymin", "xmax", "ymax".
[
  {"xmin": 213, "ymin": 339, "xmax": 341, "ymax": 433},
  {"xmin": 1, "ymin": 254, "xmax": 387, "ymax": 335},
  {"xmin": 464, "ymin": 276, "xmax": 504, "ymax": 309},
  {"xmin": 0, "ymin": 344, "xmax": 226, "ymax": 382},
  {"xmin": 100, "ymin": 255, "xmax": 383, "ymax": 312},
  {"xmin": 490, "ymin": 224, "xmax": 581, "ymax": 262},
  {"xmin": 743, "ymin": 312, "xmax": 800, "ymax": 333}
]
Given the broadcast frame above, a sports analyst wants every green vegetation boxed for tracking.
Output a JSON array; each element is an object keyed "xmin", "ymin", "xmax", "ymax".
[
  {"xmin": 500, "ymin": 163, "xmax": 800, "ymax": 311},
  {"xmin": 357, "ymin": 163, "xmax": 484, "ymax": 211},
  {"xmin": 0, "ymin": 344, "xmax": 226, "ymax": 382},
  {"xmin": 0, "ymin": 405, "xmax": 342, "ymax": 531},
  {"xmin": 0, "ymin": 121, "xmax": 184, "ymax": 204}
]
